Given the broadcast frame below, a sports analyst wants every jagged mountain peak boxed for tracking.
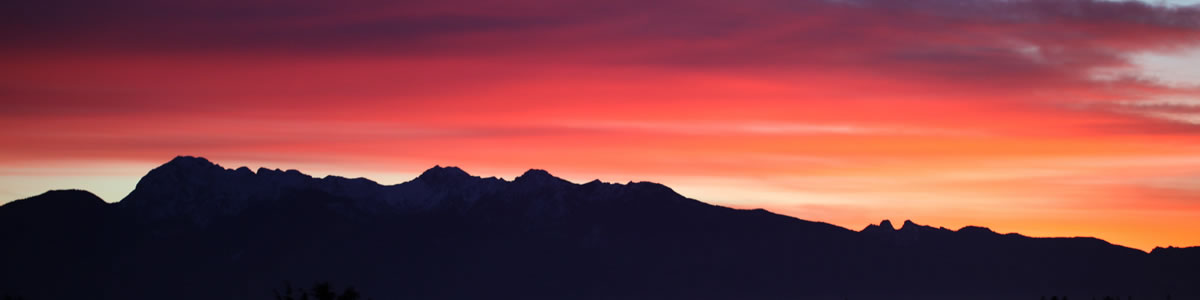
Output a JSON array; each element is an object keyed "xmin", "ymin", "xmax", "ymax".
[
  {"xmin": 121, "ymin": 156, "xmax": 307, "ymax": 221},
  {"xmin": 255, "ymin": 167, "xmax": 313, "ymax": 184},
  {"xmin": 896, "ymin": 220, "xmax": 953, "ymax": 235},
  {"xmin": 519, "ymin": 168, "xmax": 554, "ymax": 179},
  {"xmin": 114, "ymin": 157, "xmax": 711, "ymax": 223},
  {"xmin": 862, "ymin": 219, "xmax": 955, "ymax": 237},
  {"xmin": 861, "ymin": 219, "xmax": 895, "ymax": 233},
  {"xmin": 416, "ymin": 165, "xmax": 473, "ymax": 183},
  {"xmin": 135, "ymin": 156, "xmax": 250, "ymax": 187},
  {"xmin": 234, "ymin": 166, "xmax": 254, "ymax": 175},
  {"xmin": 161, "ymin": 155, "xmax": 220, "ymax": 170},
  {"xmin": 514, "ymin": 168, "xmax": 571, "ymax": 185},
  {"xmin": 127, "ymin": 157, "xmax": 231, "ymax": 197}
]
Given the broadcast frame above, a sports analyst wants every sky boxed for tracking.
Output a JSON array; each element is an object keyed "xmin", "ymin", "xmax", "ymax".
[{"xmin": 2, "ymin": 0, "xmax": 1200, "ymax": 251}]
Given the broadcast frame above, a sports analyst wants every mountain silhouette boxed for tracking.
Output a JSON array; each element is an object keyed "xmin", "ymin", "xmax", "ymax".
[{"xmin": 1, "ymin": 156, "xmax": 1198, "ymax": 300}]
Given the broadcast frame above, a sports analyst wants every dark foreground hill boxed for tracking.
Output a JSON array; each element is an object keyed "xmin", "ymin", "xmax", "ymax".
[{"xmin": 2, "ymin": 156, "xmax": 1198, "ymax": 300}]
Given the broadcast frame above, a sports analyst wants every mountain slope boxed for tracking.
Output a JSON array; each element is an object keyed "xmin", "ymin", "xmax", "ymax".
[{"xmin": 1, "ymin": 156, "xmax": 1197, "ymax": 300}]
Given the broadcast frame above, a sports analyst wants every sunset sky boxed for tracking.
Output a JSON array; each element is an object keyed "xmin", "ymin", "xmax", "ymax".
[{"xmin": 3, "ymin": 0, "xmax": 1200, "ymax": 251}]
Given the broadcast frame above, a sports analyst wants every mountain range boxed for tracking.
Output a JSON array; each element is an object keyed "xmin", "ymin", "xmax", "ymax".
[{"xmin": 2, "ymin": 156, "xmax": 1198, "ymax": 300}]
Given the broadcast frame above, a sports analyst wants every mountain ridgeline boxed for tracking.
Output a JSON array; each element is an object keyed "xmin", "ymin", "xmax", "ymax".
[{"xmin": 1, "ymin": 156, "xmax": 1198, "ymax": 300}]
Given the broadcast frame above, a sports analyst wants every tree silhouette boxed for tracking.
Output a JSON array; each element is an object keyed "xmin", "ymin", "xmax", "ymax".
[
  {"xmin": 275, "ymin": 281, "xmax": 362, "ymax": 300},
  {"xmin": 274, "ymin": 281, "xmax": 308, "ymax": 300},
  {"xmin": 312, "ymin": 282, "xmax": 336, "ymax": 300},
  {"xmin": 337, "ymin": 288, "xmax": 361, "ymax": 300}
]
